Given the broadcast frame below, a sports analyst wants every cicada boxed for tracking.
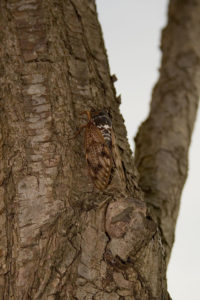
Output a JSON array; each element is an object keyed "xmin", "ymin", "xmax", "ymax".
[{"xmin": 78, "ymin": 109, "xmax": 113, "ymax": 190}]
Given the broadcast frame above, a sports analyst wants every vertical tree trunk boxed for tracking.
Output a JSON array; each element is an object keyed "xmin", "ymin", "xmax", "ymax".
[{"xmin": 0, "ymin": 0, "xmax": 199, "ymax": 299}]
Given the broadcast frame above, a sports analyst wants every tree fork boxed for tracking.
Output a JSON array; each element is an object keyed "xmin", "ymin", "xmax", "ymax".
[{"xmin": 0, "ymin": 0, "xmax": 199, "ymax": 299}]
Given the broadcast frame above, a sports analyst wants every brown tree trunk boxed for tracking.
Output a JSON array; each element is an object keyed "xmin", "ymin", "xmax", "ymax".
[{"xmin": 0, "ymin": 0, "xmax": 199, "ymax": 299}]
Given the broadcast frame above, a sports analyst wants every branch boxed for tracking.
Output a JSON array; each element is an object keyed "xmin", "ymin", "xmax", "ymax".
[{"xmin": 135, "ymin": 0, "xmax": 200, "ymax": 263}]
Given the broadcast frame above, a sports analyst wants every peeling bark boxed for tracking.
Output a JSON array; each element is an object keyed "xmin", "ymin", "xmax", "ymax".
[{"xmin": 0, "ymin": 0, "xmax": 198, "ymax": 299}]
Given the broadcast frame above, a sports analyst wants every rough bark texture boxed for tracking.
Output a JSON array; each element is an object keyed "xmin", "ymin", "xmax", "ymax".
[
  {"xmin": 0, "ymin": 0, "xmax": 199, "ymax": 299},
  {"xmin": 135, "ymin": 0, "xmax": 200, "ymax": 264}
]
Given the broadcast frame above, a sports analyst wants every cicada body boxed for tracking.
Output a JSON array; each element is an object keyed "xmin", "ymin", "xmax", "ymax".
[{"xmin": 81, "ymin": 110, "xmax": 113, "ymax": 190}]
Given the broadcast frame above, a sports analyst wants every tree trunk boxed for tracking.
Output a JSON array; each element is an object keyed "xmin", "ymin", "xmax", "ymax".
[{"xmin": 0, "ymin": 0, "xmax": 199, "ymax": 299}]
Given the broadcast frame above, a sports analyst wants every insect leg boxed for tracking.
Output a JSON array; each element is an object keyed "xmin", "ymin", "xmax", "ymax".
[
  {"xmin": 79, "ymin": 110, "xmax": 91, "ymax": 121},
  {"xmin": 67, "ymin": 124, "xmax": 87, "ymax": 140}
]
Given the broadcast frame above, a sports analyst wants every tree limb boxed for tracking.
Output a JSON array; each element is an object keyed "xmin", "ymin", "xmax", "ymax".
[{"xmin": 135, "ymin": 0, "xmax": 200, "ymax": 263}]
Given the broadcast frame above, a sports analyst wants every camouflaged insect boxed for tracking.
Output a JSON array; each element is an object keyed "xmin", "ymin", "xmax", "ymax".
[{"xmin": 80, "ymin": 110, "xmax": 113, "ymax": 190}]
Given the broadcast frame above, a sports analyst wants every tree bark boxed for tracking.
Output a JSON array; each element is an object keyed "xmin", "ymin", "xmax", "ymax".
[
  {"xmin": 0, "ymin": 0, "xmax": 199, "ymax": 299},
  {"xmin": 135, "ymin": 0, "xmax": 200, "ymax": 264}
]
